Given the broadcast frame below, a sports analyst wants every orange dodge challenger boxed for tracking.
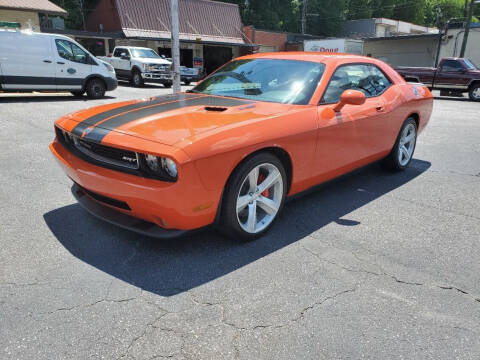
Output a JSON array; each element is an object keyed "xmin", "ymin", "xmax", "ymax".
[{"xmin": 50, "ymin": 52, "xmax": 433, "ymax": 241}]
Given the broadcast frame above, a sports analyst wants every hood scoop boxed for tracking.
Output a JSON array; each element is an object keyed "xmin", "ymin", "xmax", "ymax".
[{"xmin": 204, "ymin": 106, "xmax": 228, "ymax": 112}]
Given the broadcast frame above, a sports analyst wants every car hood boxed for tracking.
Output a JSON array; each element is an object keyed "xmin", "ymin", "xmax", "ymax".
[{"xmin": 63, "ymin": 93, "xmax": 292, "ymax": 146}]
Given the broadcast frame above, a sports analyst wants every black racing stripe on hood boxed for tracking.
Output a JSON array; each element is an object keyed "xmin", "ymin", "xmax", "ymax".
[
  {"xmin": 82, "ymin": 96, "xmax": 253, "ymax": 143},
  {"xmin": 71, "ymin": 93, "xmax": 198, "ymax": 138}
]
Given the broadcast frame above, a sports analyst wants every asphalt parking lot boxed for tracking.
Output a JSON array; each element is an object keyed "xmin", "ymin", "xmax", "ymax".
[{"xmin": 1, "ymin": 84, "xmax": 479, "ymax": 360}]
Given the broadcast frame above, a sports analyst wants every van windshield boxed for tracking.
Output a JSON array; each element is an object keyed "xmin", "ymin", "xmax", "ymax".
[
  {"xmin": 191, "ymin": 59, "xmax": 325, "ymax": 105},
  {"xmin": 130, "ymin": 49, "xmax": 161, "ymax": 59}
]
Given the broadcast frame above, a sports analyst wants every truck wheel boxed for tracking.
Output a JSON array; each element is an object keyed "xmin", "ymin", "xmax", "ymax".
[
  {"xmin": 163, "ymin": 82, "xmax": 172, "ymax": 88},
  {"xmin": 469, "ymin": 83, "xmax": 480, "ymax": 101},
  {"xmin": 184, "ymin": 80, "xmax": 191, "ymax": 86},
  {"xmin": 131, "ymin": 70, "xmax": 144, "ymax": 87},
  {"xmin": 86, "ymin": 78, "xmax": 106, "ymax": 99}
]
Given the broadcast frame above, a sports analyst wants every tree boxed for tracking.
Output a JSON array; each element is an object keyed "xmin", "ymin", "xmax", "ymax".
[
  {"xmin": 50, "ymin": 0, "xmax": 99, "ymax": 30},
  {"xmin": 424, "ymin": 0, "xmax": 465, "ymax": 27},
  {"xmin": 392, "ymin": 0, "xmax": 426, "ymax": 24},
  {"xmin": 306, "ymin": 0, "xmax": 347, "ymax": 36}
]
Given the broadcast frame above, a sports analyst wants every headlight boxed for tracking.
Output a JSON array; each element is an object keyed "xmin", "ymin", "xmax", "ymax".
[
  {"xmin": 102, "ymin": 62, "xmax": 115, "ymax": 73},
  {"xmin": 142, "ymin": 154, "xmax": 178, "ymax": 180}
]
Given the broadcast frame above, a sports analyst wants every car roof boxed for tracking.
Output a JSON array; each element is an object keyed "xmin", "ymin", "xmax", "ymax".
[{"xmin": 237, "ymin": 51, "xmax": 376, "ymax": 65}]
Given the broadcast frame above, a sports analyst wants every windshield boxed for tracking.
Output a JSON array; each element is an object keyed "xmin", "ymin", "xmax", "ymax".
[
  {"xmin": 191, "ymin": 59, "xmax": 325, "ymax": 105},
  {"xmin": 130, "ymin": 48, "xmax": 161, "ymax": 58},
  {"xmin": 464, "ymin": 59, "xmax": 478, "ymax": 70}
]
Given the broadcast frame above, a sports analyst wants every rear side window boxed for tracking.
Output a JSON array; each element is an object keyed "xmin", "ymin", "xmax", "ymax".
[
  {"xmin": 440, "ymin": 60, "xmax": 464, "ymax": 72},
  {"xmin": 321, "ymin": 64, "xmax": 391, "ymax": 104},
  {"xmin": 56, "ymin": 39, "xmax": 88, "ymax": 64}
]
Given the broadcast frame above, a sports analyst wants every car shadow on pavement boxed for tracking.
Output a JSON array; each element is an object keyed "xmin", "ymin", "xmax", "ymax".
[
  {"xmin": 44, "ymin": 159, "xmax": 431, "ymax": 297},
  {"xmin": 0, "ymin": 95, "xmax": 116, "ymax": 103}
]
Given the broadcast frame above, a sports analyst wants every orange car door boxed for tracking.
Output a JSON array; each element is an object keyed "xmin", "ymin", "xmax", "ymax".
[{"xmin": 314, "ymin": 64, "xmax": 391, "ymax": 181}]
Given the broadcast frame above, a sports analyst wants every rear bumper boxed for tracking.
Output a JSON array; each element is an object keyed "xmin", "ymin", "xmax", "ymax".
[
  {"xmin": 72, "ymin": 183, "xmax": 188, "ymax": 238},
  {"xmin": 49, "ymin": 139, "xmax": 222, "ymax": 231}
]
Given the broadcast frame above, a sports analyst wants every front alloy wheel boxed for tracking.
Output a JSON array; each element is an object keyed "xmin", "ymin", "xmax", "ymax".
[
  {"xmin": 236, "ymin": 163, "xmax": 283, "ymax": 234},
  {"xmin": 220, "ymin": 153, "xmax": 287, "ymax": 241}
]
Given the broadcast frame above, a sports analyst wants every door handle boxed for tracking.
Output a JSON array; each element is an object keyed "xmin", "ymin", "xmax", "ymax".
[
  {"xmin": 57, "ymin": 61, "xmax": 65, "ymax": 65},
  {"xmin": 376, "ymin": 106, "xmax": 384, "ymax": 112},
  {"xmin": 43, "ymin": 60, "xmax": 52, "ymax": 63}
]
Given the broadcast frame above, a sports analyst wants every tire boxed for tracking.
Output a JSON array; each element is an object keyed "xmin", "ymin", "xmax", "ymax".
[
  {"xmin": 131, "ymin": 70, "xmax": 144, "ymax": 87},
  {"xmin": 468, "ymin": 83, "xmax": 480, "ymax": 101},
  {"xmin": 381, "ymin": 118, "xmax": 417, "ymax": 171},
  {"xmin": 163, "ymin": 82, "xmax": 172, "ymax": 88},
  {"xmin": 219, "ymin": 153, "xmax": 287, "ymax": 241},
  {"xmin": 86, "ymin": 78, "xmax": 106, "ymax": 99},
  {"xmin": 71, "ymin": 90, "xmax": 84, "ymax": 97},
  {"xmin": 183, "ymin": 80, "xmax": 191, "ymax": 86}
]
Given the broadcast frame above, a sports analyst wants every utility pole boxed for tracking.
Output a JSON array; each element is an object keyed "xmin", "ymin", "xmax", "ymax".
[
  {"xmin": 171, "ymin": 0, "xmax": 181, "ymax": 93},
  {"xmin": 301, "ymin": 0, "xmax": 307, "ymax": 34},
  {"xmin": 460, "ymin": 0, "xmax": 476, "ymax": 58}
]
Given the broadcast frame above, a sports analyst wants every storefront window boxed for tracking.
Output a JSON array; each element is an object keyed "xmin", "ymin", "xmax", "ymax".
[{"xmin": 76, "ymin": 38, "xmax": 106, "ymax": 56}]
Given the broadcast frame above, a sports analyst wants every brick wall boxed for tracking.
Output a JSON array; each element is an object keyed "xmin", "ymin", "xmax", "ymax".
[
  {"xmin": 243, "ymin": 26, "xmax": 288, "ymax": 52},
  {"xmin": 86, "ymin": 0, "xmax": 121, "ymax": 32}
]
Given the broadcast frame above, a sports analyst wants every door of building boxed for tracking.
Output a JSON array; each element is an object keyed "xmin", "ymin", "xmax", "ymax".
[{"xmin": 203, "ymin": 45, "xmax": 232, "ymax": 75}]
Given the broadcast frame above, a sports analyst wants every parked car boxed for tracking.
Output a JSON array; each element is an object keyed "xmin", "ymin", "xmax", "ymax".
[
  {"xmin": 396, "ymin": 57, "xmax": 480, "ymax": 101},
  {"xmin": 50, "ymin": 53, "xmax": 433, "ymax": 241},
  {"xmin": 0, "ymin": 29, "xmax": 117, "ymax": 98},
  {"xmin": 99, "ymin": 46, "xmax": 172, "ymax": 88},
  {"xmin": 180, "ymin": 66, "xmax": 202, "ymax": 85}
]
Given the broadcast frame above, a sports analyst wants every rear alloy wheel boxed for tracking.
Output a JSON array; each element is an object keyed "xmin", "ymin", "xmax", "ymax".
[
  {"xmin": 381, "ymin": 118, "xmax": 417, "ymax": 171},
  {"xmin": 469, "ymin": 83, "xmax": 480, "ymax": 101},
  {"xmin": 220, "ymin": 153, "xmax": 287, "ymax": 241},
  {"xmin": 86, "ymin": 78, "xmax": 106, "ymax": 99},
  {"xmin": 132, "ymin": 70, "xmax": 144, "ymax": 87}
]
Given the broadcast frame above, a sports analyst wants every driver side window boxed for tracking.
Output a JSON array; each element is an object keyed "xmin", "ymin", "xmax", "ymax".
[
  {"xmin": 321, "ymin": 64, "xmax": 391, "ymax": 104},
  {"xmin": 56, "ymin": 39, "xmax": 88, "ymax": 64}
]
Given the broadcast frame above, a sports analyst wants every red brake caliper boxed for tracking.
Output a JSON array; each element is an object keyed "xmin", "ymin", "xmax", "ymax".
[{"xmin": 257, "ymin": 173, "xmax": 271, "ymax": 197}]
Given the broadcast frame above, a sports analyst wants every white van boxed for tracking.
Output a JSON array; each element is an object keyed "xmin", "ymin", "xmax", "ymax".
[{"xmin": 0, "ymin": 29, "xmax": 117, "ymax": 98}]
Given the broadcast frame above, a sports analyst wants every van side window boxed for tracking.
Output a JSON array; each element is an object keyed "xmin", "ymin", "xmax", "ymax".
[
  {"xmin": 55, "ymin": 39, "xmax": 88, "ymax": 64},
  {"xmin": 321, "ymin": 64, "xmax": 391, "ymax": 104}
]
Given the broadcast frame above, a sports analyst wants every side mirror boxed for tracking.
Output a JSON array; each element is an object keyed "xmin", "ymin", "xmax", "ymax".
[{"xmin": 333, "ymin": 90, "xmax": 366, "ymax": 112}]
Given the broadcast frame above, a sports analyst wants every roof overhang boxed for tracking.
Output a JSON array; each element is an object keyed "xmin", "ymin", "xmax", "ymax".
[{"xmin": 122, "ymin": 28, "xmax": 245, "ymax": 45}]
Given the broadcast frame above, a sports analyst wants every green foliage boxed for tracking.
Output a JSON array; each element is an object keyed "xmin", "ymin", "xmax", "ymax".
[
  {"xmin": 306, "ymin": 0, "xmax": 347, "ymax": 36},
  {"xmin": 424, "ymin": 0, "xmax": 465, "ymax": 26}
]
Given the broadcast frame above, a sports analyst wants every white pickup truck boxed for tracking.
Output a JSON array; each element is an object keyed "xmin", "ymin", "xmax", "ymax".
[{"xmin": 99, "ymin": 46, "xmax": 172, "ymax": 88}]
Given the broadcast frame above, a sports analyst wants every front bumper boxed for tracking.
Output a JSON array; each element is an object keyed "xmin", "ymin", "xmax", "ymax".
[
  {"xmin": 142, "ymin": 72, "xmax": 172, "ymax": 83},
  {"xmin": 105, "ymin": 76, "xmax": 118, "ymax": 91},
  {"xmin": 50, "ymin": 139, "xmax": 222, "ymax": 231},
  {"xmin": 72, "ymin": 183, "xmax": 187, "ymax": 238}
]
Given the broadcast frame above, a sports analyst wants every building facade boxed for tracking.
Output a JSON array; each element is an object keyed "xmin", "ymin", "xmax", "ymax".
[
  {"xmin": 81, "ymin": 0, "xmax": 251, "ymax": 74},
  {"xmin": 344, "ymin": 18, "xmax": 438, "ymax": 39},
  {"xmin": 0, "ymin": 0, "xmax": 66, "ymax": 30}
]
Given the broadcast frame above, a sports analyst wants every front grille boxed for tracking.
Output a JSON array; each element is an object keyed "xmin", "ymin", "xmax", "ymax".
[
  {"xmin": 56, "ymin": 126, "xmax": 139, "ymax": 171},
  {"xmin": 55, "ymin": 126, "xmax": 176, "ymax": 182},
  {"xmin": 73, "ymin": 136, "xmax": 139, "ymax": 170}
]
